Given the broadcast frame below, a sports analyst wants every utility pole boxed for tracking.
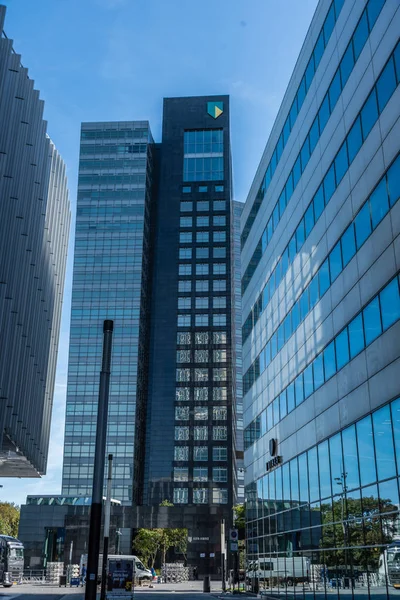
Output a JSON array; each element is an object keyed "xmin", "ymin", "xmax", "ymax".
[
  {"xmin": 221, "ymin": 519, "xmax": 226, "ymax": 592},
  {"xmin": 100, "ymin": 454, "xmax": 113, "ymax": 600},
  {"xmin": 85, "ymin": 320, "xmax": 114, "ymax": 600}
]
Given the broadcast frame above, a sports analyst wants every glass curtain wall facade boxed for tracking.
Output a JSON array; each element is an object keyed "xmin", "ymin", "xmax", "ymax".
[
  {"xmin": 0, "ymin": 6, "xmax": 70, "ymax": 477},
  {"xmin": 62, "ymin": 121, "xmax": 154, "ymax": 504},
  {"xmin": 241, "ymin": 0, "xmax": 400, "ymax": 598}
]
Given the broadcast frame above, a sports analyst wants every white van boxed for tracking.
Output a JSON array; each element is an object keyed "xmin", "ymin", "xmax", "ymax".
[
  {"xmin": 81, "ymin": 553, "xmax": 152, "ymax": 584},
  {"xmin": 246, "ymin": 556, "xmax": 310, "ymax": 586}
]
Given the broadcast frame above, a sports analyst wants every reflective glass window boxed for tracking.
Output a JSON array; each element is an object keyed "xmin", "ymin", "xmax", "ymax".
[
  {"xmin": 324, "ymin": 163, "xmax": 336, "ymax": 203},
  {"xmin": 329, "ymin": 242, "xmax": 342, "ymax": 282},
  {"xmin": 298, "ymin": 453, "xmax": 309, "ymax": 503},
  {"xmin": 387, "ymin": 156, "xmax": 400, "ymax": 207},
  {"xmin": 305, "ymin": 56, "xmax": 315, "ymax": 91},
  {"xmin": 314, "ymin": 30, "xmax": 325, "ymax": 68},
  {"xmin": 314, "ymin": 184, "xmax": 325, "ymax": 221},
  {"xmin": 290, "ymin": 458, "xmax": 299, "ymax": 502},
  {"xmin": 309, "ymin": 115, "xmax": 320, "ymax": 153},
  {"xmin": 323, "ymin": 341, "xmax": 336, "ymax": 380},
  {"xmin": 293, "ymin": 156, "xmax": 301, "ymax": 187},
  {"xmin": 273, "ymin": 398, "xmax": 279, "ymax": 426},
  {"xmin": 379, "ymin": 479, "xmax": 399, "ymax": 513},
  {"xmin": 341, "ymin": 224, "xmax": 356, "ymax": 266},
  {"xmin": 370, "ymin": 177, "xmax": 389, "ymax": 229},
  {"xmin": 287, "ymin": 383, "xmax": 295, "ymax": 413},
  {"xmin": 304, "ymin": 203, "xmax": 315, "ymax": 237},
  {"xmin": 313, "ymin": 354, "xmax": 324, "ymax": 390},
  {"xmin": 342, "ymin": 425, "xmax": 360, "ymax": 491},
  {"xmin": 296, "ymin": 220, "xmax": 305, "ymax": 251},
  {"xmin": 335, "ymin": 328, "xmax": 349, "ymax": 370},
  {"xmin": 340, "ymin": 42, "xmax": 354, "ymax": 86},
  {"xmin": 347, "ymin": 116, "xmax": 363, "ymax": 164},
  {"xmin": 295, "ymin": 374, "xmax": 304, "ymax": 406},
  {"xmin": 282, "ymin": 463, "xmax": 291, "ymax": 507},
  {"xmin": 292, "ymin": 300, "xmax": 300, "ymax": 331},
  {"xmin": 308, "ymin": 447, "xmax": 319, "ymax": 502},
  {"xmin": 301, "ymin": 137, "xmax": 310, "ymax": 172},
  {"xmin": 380, "ymin": 277, "xmax": 400, "ymax": 330},
  {"xmin": 319, "ymin": 259, "xmax": 331, "ymax": 296},
  {"xmin": 319, "ymin": 94, "xmax": 330, "ymax": 132},
  {"xmin": 363, "ymin": 296, "xmax": 382, "ymax": 345},
  {"xmin": 361, "ymin": 89, "xmax": 378, "ymax": 139},
  {"xmin": 318, "ymin": 441, "xmax": 331, "ymax": 499},
  {"xmin": 309, "ymin": 276, "xmax": 319, "ymax": 309},
  {"xmin": 352, "ymin": 10, "xmax": 368, "ymax": 61},
  {"xmin": 376, "ymin": 57, "xmax": 396, "ymax": 113},
  {"xmin": 329, "ymin": 69, "xmax": 342, "ymax": 109},
  {"xmin": 323, "ymin": 3, "xmax": 335, "ymax": 41},
  {"xmin": 356, "ymin": 415, "xmax": 377, "ymax": 487},
  {"xmin": 366, "ymin": 0, "xmax": 385, "ymax": 29},
  {"xmin": 373, "ymin": 405, "xmax": 396, "ymax": 481},
  {"xmin": 329, "ymin": 433, "xmax": 344, "ymax": 495},
  {"xmin": 355, "ymin": 202, "xmax": 372, "ymax": 248},
  {"xmin": 334, "ymin": 141, "xmax": 348, "ymax": 184},
  {"xmin": 392, "ymin": 398, "xmax": 400, "ymax": 472},
  {"xmin": 280, "ymin": 391, "xmax": 287, "ymax": 420},
  {"xmin": 300, "ymin": 290, "xmax": 309, "ymax": 320},
  {"xmin": 348, "ymin": 313, "xmax": 365, "ymax": 358}
]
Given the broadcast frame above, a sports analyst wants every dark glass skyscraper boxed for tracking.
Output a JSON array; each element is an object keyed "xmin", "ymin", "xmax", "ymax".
[{"xmin": 0, "ymin": 5, "xmax": 70, "ymax": 477}]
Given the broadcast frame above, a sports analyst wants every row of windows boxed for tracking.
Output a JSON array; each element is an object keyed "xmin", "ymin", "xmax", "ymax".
[
  {"xmin": 176, "ymin": 368, "xmax": 228, "ymax": 382},
  {"xmin": 179, "ymin": 279, "xmax": 227, "ymax": 292},
  {"xmin": 244, "ymin": 274, "xmax": 400, "ymax": 449},
  {"xmin": 178, "ymin": 314, "xmax": 227, "ymax": 327},
  {"xmin": 178, "ymin": 297, "xmax": 226, "ymax": 309},
  {"xmin": 76, "ymin": 205, "xmax": 144, "ymax": 217},
  {"xmin": 183, "ymin": 157, "xmax": 223, "ymax": 183},
  {"xmin": 243, "ymin": 40, "xmax": 400, "ymax": 330},
  {"xmin": 180, "ymin": 231, "xmax": 226, "ymax": 243},
  {"xmin": 246, "ymin": 397, "xmax": 400, "ymax": 523},
  {"xmin": 80, "ymin": 144, "xmax": 147, "ymax": 156},
  {"xmin": 179, "ymin": 263, "xmax": 226, "ymax": 275},
  {"xmin": 174, "ymin": 466, "xmax": 227, "ymax": 482},
  {"xmin": 184, "ymin": 129, "xmax": 223, "ymax": 154},
  {"xmin": 174, "ymin": 445, "xmax": 227, "ymax": 461},
  {"xmin": 182, "ymin": 185, "xmax": 224, "ymax": 194},
  {"xmin": 81, "ymin": 129, "xmax": 148, "ymax": 140},
  {"xmin": 78, "ymin": 174, "xmax": 147, "ymax": 185},
  {"xmin": 243, "ymin": 154, "xmax": 400, "ymax": 391},
  {"xmin": 175, "ymin": 387, "xmax": 227, "ymax": 402},
  {"xmin": 177, "ymin": 349, "xmax": 227, "ymax": 363},
  {"xmin": 180, "ymin": 200, "xmax": 226, "ymax": 213},
  {"xmin": 177, "ymin": 331, "xmax": 227, "ymax": 345},
  {"xmin": 75, "ymin": 223, "xmax": 144, "ymax": 233},
  {"xmin": 173, "ymin": 487, "xmax": 227, "ymax": 504},
  {"xmin": 241, "ymin": 0, "xmax": 348, "ymax": 247},
  {"xmin": 175, "ymin": 426, "xmax": 227, "ymax": 441},
  {"xmin": 180, "ymin": 215, "xmax": 226, "ymax": 228},
  {"xmin": 241, "ymin": 0, "xmax": 384, "ymax": 252},
  {"xmin": 78, "ymin": 158, "xmax": 146, "ymax": 170},
  {"xmin": 175, "ymin": 406, "xmax": 227, "ymax": 420},
  {"xmin": 179, "ymin": 247, "xmax": 226, "ymax": 259}
]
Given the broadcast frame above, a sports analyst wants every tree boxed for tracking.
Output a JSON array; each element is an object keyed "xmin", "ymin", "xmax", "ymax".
[
  {"xmin": 0, "ymin": 502, "xmax": 20, "ymax": 538},
  {"xmin": 132, "ymin": 529, "xmax": 162, "ymax": 568}
]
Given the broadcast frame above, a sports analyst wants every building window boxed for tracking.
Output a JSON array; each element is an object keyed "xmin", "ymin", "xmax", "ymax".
[
  {"xmin": 193, "ymin": 467, "xmax": 208, "ymax": 482},
  {"xmin": 196, "ymin": 231, "xmax": 209, "ymax": 243},
  {"xmin": 197, "ymin": 201, "xmax": 209, "ymax": 212},
  {"xmin": 194, "ymin": 406, "xmax": 208, "ymax": 420},
  {"xmin": 213, "ymin": 231, "xmax": 226, "ymax": 242},
  {"xmin": 173, "ymin": 488, "xmax": 188, "ymax": 503},
  {"xmin": 174, "ymin": 467, "xmax": 188, "ymax": 481},
  {"xmin": 179, "ymin": 248, "xmax": 192, "ymax": 260},
  {"xmin": 195, "ymin": 332, "xmax": 209, "ymax": 344},
  {"xmin": 196, "ymin": 247, "xmax": 209, "ymax": 259},
  {"xmin": 175, "ymin": 427, "xmax": 189, "ymax": 441},
  {"xmin": 180, "ymin": 232, "xmax": 192, "ymax": 243},
  {"xmin": 213, "ymin": 263, "xmax": 226, "ymax": 275},
  {"xmin": 213, "ymin": 215, "xmax": 226, "ymax": 226},
  {"xmin": 176, "ymin": 369, "xmax": 190, "ymax": 382},
  {"xmin": 213, "ymin": 447, "xmax": 227, "ymax": 461},
  {"xmin": 212, "ymin": 488, "xmax": 228, "ymax": 504},
  {"xmin": 213, "ymin": 201, "xmax": 226, "ymax": 211},
  {"xmin": 213, "ymin": 280, "xmax": 226, "ymax": 292},
  {"xmin": 194, "ymin": 446, "xmax": 208, "ymax": 461},
  {"xmin": 213, "ymin": 467, "xmax": 227, "ymax": 482},
  {"xmin": 177, "ymin": 332, "xmax": 191, "ymax": 345},
  {"xmin": 213, "ymin": 297, "xmax": 226, "ymax": 309},
  {"xmin": 180, "ymin": 217, "xmax": 192, "ymax": 228},
  {"xmin": 196, "ymin": 216, "xmax": 209, "ymax": 228},
  {"xmin": 196, "ymin": 297, "xmax": 209, "ymax": 309},
  {"xmin": 177, "ymin": 315, "xmax": 191, "ymax": 327},
  {"xmin": 180, "ymin": 202, "xmax": 193, "ymax": 212},
  {"xmin": 213, "ymin": 426, "xmax": 227, "ymax": 440},
  {"xmin": 195, "ymin": 314, "xmax": 209, "ymax": 327},
  {"xmin": 194, "ymin": 426, "xmax": 208, "ymax": 441},
  {"xmin": 178, "ymin": 297, "xmax": 191, "ymax": 309},
  {"xmin": 174, "ymin": 446, "xmax": 189, "ymax": 460},
  {"xmin": 213, "ymin": 406, "xmax": 227, "ymax": 420},
  {"xmin": 215, "ymin": 185, "xmax": 224, "ymax": 192},
  {"xmin": 195, "ymin": 368, "xmax": 208, "ymax": 382},
  {"xmin": 193, "ymin": 488, "xmax": 208, "ymax": 504},
  {"xmin": 176, "ymin": 388, "xmax": 190, "ymax": 402},
  {"xmin": 195, "ymin": 350, "xmax": 209, "ymax": 362},
  {"xmin": 182, "ymin": 186, "xmax": 191, "ymax": 193},
  {"xmin": 213, "ymin": 349, "xmax": 227, "ymax": 362},
  {"xmin": 194, "ymin": 388, "xmax": 208, "ymax": 401},
  {"xmin": 178, "ymin": 281, "xmax": 191, "ymax": 293},
  {"xmin": 213, "ymin": 388, "xmax": 227, "ymax": 401},
  {"xmin": 213, "ymin": 331, "xmax": 227, "ymax": 344},
  {"xmin": 179, "ymin": 264, "xmax": 192, "ymax": 276},
  {"xmin": 175, "ymin": 406, "xmax": 189, "ymax": 420},
  {"xmin": 196, "ymin": 280, "xmax": 209, "ymax": 292},
  {"xmin": 196, "ymin": 263, "xmax": 209, "ymax": 275},
  {"xmin": 176, "ymin": 350, "xmax": 191, "ymax": 363},
  {"xmin": 213, "ymin": 314, "xmax": 227, "ymax": 327},
  {"xmin": 213, "ymin": 247, "xmax": 226, "ymax": 258}
]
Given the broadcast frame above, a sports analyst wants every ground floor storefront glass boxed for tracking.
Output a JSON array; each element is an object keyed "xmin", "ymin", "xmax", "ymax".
[{"xmin": 245, "ymin": 396, "xmax": 400, "ymax": 599}]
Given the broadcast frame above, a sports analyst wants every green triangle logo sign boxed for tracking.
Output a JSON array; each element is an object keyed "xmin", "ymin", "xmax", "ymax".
[{"xmin": 207, "ymin": 101, "xmax": 224, "ymax": 119}]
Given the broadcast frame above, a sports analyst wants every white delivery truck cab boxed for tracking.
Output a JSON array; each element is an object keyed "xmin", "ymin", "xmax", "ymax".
[
  {"xmin": 246, "ymin": 556, "xmax": 310, "ymax": 586},
  {"xmin": 80, "ymin": 553, "xmax": 152, "ymax": 586}
]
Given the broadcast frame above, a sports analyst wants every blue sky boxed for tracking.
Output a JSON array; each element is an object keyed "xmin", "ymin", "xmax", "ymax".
[{"xmin": 1, "ymin": 0, "xmax": 317, "ymax": 505}]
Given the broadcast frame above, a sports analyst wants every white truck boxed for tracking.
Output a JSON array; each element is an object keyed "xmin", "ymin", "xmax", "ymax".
[
  {"xmin": 246, "ymin": 556, "xmax": 310, "ymax": 586},
  {"xmin": 80, "ymin": 554, "xmax": 152, "ymax": 587}
]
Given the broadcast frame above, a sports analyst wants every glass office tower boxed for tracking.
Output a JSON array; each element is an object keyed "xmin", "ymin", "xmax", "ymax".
[
  {"xmin": 62, "ymin": 122, "xmax": 154, "ymax": 503},
  {"xmin": 242, "ymin": 0, "xmax": 400, "ymax": 596}
]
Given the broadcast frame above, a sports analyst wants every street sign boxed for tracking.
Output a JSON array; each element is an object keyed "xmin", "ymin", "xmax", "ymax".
[
  {"xmin": 230, "ymin": 542, "xmax": 238, "ymax": 552},
  {"xmin": 200, "ymin": 553, "xmax": 206, "ymax": 558},
  {"xmin": 229, "ymin": 528, "xmax": 239, "ymax": 542}
]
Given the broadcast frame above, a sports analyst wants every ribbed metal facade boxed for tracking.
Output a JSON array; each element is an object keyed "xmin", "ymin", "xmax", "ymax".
[{"xmin": 0, "ymin": 5, "xmax": 70, "ymax": 477}]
